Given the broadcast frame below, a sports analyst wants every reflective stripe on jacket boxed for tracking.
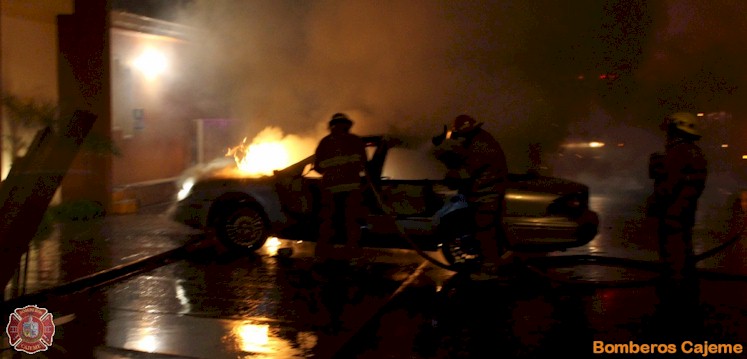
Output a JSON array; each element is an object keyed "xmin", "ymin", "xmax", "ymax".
[{"xmin": 314, "ymin": 132, "xmax": 367, "ymax": 193}]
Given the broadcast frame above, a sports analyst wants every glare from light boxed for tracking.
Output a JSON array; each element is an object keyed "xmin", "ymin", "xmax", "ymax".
[
  {"xmin": 175, "ymin": 279, "xmax": 192, "ymax": 315},
  {"xmin": 722, "ymin": 144, "xmax": 729, "ymax": 148},
  {"xmin": 267, "ymin": 237, "xmax": 281, "ymax": 246},
  {"xmin": 133, "ymin": 49, "xmax": 168, "ymax": 80},
  {"xmin": 141, "ymin": 335, "xmax": 158, "ymax": 352},
  {"xmin": 234, "ymin": 322, "xmax": 271, "ymax": 354},
  {"xmin": 131, "ymin": 334, "xmax": 159, "ymax": 353},
  {"xmin": 561, "ymin": 141, "xmax": 605, "ymax": 149},
  {"xmin": 265, "ymin": 236, "xmax": 281, "ymax": 256},
  {"xmin": 177, "ymin": 178, "xmax": 195, "ymax": 201},
  {"xmin": 506, "ymin": 192, "xmax": 554, "ymax": 202},
  {"xmin": 742, "ymin": 155, "xmax": 747, "ymax": 160},
  {"xmin": 697, "ymin": 113, "xmax": 705, "ymax": 117}
]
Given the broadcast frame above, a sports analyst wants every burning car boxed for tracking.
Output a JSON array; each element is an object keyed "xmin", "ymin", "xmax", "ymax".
[{"xmin": 170, "ymin": 135, "xmax": 599, "ymax": 263}]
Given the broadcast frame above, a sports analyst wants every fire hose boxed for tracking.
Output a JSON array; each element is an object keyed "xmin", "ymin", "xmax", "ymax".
[
  {"xmin": 365, "ymin": 175, "xmax": 460, "ymax": 272},
  {"xmin": 527, "ymin": 211, "xmax": 747, "ymax": 287},
  {"xmin": 366, "ymin": 176, "xmax": 747, "ymax": 287}
]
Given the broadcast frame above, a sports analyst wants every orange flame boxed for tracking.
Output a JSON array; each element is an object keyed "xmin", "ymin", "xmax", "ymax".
[{"xmin": 226, "ymin": 127, "xmax": 317, "ymax": 177}]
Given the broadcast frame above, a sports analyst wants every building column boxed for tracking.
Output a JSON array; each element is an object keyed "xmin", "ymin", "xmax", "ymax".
[
  {"xmin": 0, "ymin": 0, "xmax": 4, "ymax": 183},
  {"xmin": 57, "ymin": 0, "xmax": 112, "ymax": 211}
]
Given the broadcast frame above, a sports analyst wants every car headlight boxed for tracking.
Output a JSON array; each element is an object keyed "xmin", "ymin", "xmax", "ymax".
[{"xmin": 177, "ymin": 178, "xmax": 195, "ymax": 201}]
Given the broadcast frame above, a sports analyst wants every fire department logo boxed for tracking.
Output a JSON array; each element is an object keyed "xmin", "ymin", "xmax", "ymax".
[{"xmin": 6, "ymin": 305, "xmax": 55, "ymax": 354}]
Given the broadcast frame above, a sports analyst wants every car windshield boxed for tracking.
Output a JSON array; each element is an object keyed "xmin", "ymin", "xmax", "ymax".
[
  {"xmin": 382, "ymin": 147, "xmax": 446, "ymax": 180},
  {"xmin": 294, "ymin": 138, "xmax": 446, "ymax": 181}
]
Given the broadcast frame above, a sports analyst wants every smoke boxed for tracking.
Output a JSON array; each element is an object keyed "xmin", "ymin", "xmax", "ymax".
[
  {"xmin": 174, "ymin": 0, "xmax": 747, "ymax": 186},
  {"xmin": 636, "ymin": 1, "xmax": 747, "ymax": 117},
  {"xmin": 174, "ymin": 0, "xmax": 573, "ymax": 172}
]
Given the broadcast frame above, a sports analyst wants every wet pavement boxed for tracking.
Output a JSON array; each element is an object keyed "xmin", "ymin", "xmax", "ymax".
[
  {"xmin": 2, "ymin": 203, "xmax": 201, "ymax": 299},
  {"xmin": 3, "ymin": 239, "xmax": 453, "ymax": 358},
  {"xmin": 2, "ymin": 188, "xmax": 747, "ymax": 358}
]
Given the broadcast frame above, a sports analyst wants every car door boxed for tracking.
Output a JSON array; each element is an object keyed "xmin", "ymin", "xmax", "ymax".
[
  {"xmin": 273, "ymin": 156, "xmax": 322, "ymax": 239},
  {"xmin": 365, "ymin": 143, "xmax": 447, "ymax": 239}
]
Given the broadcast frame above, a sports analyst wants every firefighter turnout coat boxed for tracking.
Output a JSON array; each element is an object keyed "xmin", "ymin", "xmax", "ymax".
[{"xmin": 314, "ymin": 132, "xmax": 367, "ymax": 193}]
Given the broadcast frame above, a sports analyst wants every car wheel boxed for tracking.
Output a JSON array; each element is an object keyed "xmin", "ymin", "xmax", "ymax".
[{"xmin": 217, "ymin": 206, "xmax": 268, "ymax": 252}]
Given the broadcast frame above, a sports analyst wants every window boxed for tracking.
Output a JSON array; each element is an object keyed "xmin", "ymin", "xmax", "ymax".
[{"xmin": 381, "ymin": 147, "xmax": 446, "ymax": 180}]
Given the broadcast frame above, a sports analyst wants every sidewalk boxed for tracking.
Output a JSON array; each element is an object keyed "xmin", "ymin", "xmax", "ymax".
[{"xmin": 2, "ymin": 202, "xmax": 202, "ymax": 305}]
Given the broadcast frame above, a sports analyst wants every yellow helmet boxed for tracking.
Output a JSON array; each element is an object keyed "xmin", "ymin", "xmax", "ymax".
[{"xmin": 662, "ymin": 112, "xmax": 699, "ymax": 136}]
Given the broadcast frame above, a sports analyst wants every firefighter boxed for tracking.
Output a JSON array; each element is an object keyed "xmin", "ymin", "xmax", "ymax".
[
  {"xmin": 433, "ymin": 114, "xmax": 509, "ymax": 276},
  {"xmin": 647, "ymin": 111, "xmax": 708, "ymax": 340},
  {"xmin": 313, "ymin": 113, "xmax": 368, "ymax": 263}
]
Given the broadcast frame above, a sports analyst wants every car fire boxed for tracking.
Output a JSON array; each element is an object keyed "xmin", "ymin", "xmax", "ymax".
[
  {"xmin": 174, "ymin": 126, "xmax": 319, "ymax": 202},
  {"xmin": 224, "ymin": 126, "xmax": 318, "ymax": 178},
  {"xmin": 226, "ymin": 137, "xmax": 290, "ymax": 176}
]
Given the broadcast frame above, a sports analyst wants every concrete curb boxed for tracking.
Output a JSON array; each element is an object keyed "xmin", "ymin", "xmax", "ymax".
[{"xmin": 2, "ymin": 234, "xmax": 205, "ymax": 310}]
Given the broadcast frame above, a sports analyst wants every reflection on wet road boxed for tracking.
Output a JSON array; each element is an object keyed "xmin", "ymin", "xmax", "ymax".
[
  {"xmin": 32, "ymin": 242, "xmax": 447, "ymax": 358},
  {"xmin": 3, "ymin": 188, "xmax": 746, "ymax": 358}
]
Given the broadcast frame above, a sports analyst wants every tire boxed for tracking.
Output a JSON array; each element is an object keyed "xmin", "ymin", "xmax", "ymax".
[{"xmin": 216, "ymin": 206, "xmax": 268, "ymax": 253}]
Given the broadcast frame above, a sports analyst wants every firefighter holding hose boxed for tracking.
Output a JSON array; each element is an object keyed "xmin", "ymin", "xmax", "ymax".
[
  {"xmin": 647, "ymin": 111, "xmax": 708, "ymax": 339},
  {"xmin": 313, "ymin": 113, "xmax": 368, "ymax": 264}
]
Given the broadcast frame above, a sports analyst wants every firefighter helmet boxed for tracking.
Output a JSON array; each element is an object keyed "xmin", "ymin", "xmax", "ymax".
[
  {"xmin": 329, "ymin": 113, "xmax": 353, "ymax": 129},
  {"xmin": 661, "ymin": 112, "xmax": 699, "ymax": 136},
  {"xmin": 451, "ymin": 114, "xmax": 483, "ymax": 135}
]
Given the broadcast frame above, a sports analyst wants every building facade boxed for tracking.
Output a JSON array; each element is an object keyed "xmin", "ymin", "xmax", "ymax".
[{"xmin": 2, "ymin": 0, "xmax": 200, "ymax": 212}]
